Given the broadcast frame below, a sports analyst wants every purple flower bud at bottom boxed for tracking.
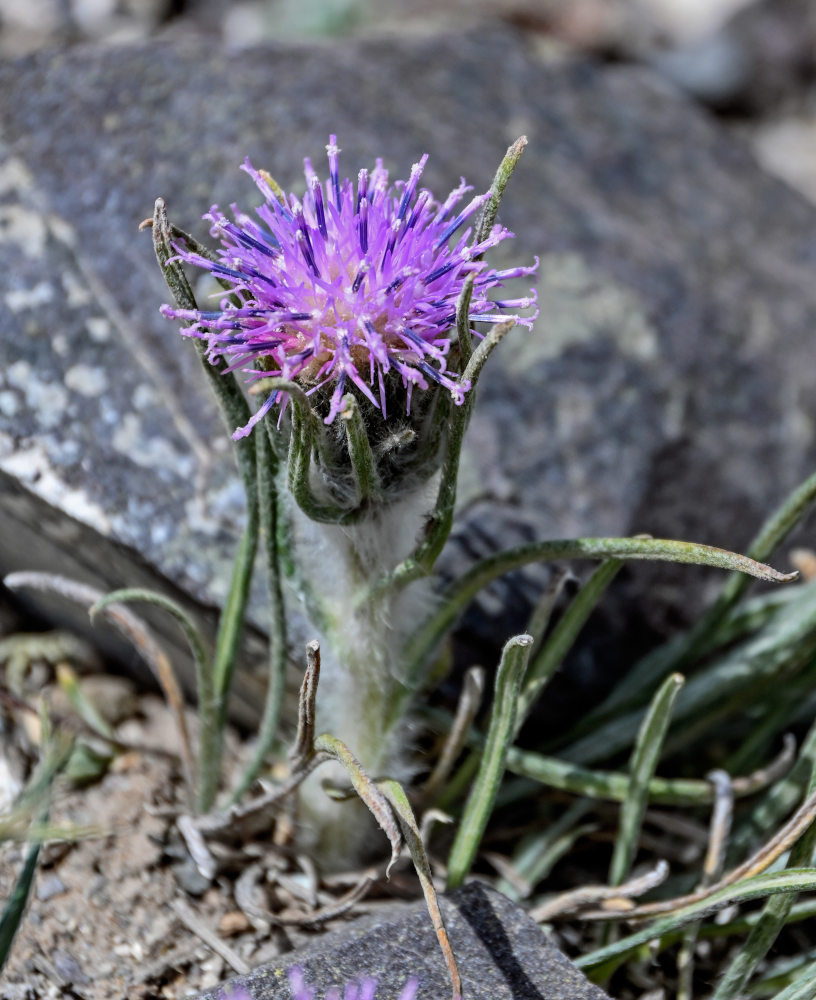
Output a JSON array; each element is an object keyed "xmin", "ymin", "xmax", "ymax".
[{"xmin": 219, "ymin": 967, "xmax": 420, "ymax": 1000}]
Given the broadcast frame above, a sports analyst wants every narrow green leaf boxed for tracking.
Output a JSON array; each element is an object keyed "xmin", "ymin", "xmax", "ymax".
[
  {"xmin": 65, "ymin": 741, "xmax": 114, "ymax": 785},
  {"xmin": 207, "ymin": 519, "xmax": 258, "ymax": 782},
  {"xmin": 525, "ymin": 568, "xmax": 570, "ymax": 648},
  {"xmin": 712, "ymin": 764, "xmax": 816, "ymax": 1000},
  {"xmin": 153, "ymin": 197, "xmax": 262, "ymax": 813},
  {"xmin": 0, "ymin": 840, "xmax": 40, "ymax": 972},
  {"xmin": 507, "ymin": 801, "xmax": 597, "ymax": 901},
  {"xmin": 736, "ymin": 711, "xmax": 816, "ymax": 857},
  {"xmin": 88, "ymin": 586, "xmax": 218, "ymax": 808},
  {"xmin": 89, "ymin": 589, "xmax": 213, "ymax": 778},
  {"xmin": 55, "ymin": 664, "xmax": 116, "ymax": 741},
  {"xmin": 503, "ymin": 743, "xmax": 784, "ymax": 807},
  {"xmin": 577, "ymin": 869, "xmax": 816, "ymax": 977},
  {"xmin": 517, "ymin": 560, "xmax": 622, "ymax": 727},
  {"xmin": 434, "ymin": 745, "xmax": 481, "ymax": 814},
  {"xmin": 609, "ymin": 673, "xmax": 685, "ymax": 887},
  {"xmin": 564, "ymin": 578, "xmax": 816, "ymax": 766},
  {"xmin": 151, "ymin": 198, "xmax": 256, "ymax": 466},
  {"xmin": 651, "ymin": 898, "xmax": 816, "ymax": 948},
  {"xmin": 384, "ymin": 316, "xmax": 515, "ymax": 594},
  {"xmin": 461, "ymin": 318, "xmax": 516, "ymax": 388},
  {"xmin": 0, "ymin": 734, "xmax": 74, "ymax": 841},
  {"xmin": 723, "ymin": 674, "xmax": 808, "ymax": 776},
  {"xmin": 0, "ymin": 734, "xmax": 74, "ymax": 972},
  {"xmin": 89, "ymin": 588, "xmax": 210, "ymax": 691},
  {"xmin": 747, "ymin": 948, "xmax": 816, "ymax": 996},
  {"xmin": 367, "ymin": 140, "xmax": 528, "ymax": 601},
  {"xmin": 422, "ymin": 665, "xmax": 485, "ymax": 803},
  {"xmin": 447, "ymin": 634, "xmax": 533, "ymax": 889},
  {"xmin": 402, "ymin": 536, "xmax": 794, "ymax": 693},
  {"xmin": 767, "ymin": 958, "xmax": 816, "ymax": 1000},
  {"xmin": 589, "ymin": 467, "xmax": 816, "ymax": 724},
  {"xmin": 422, "ymin": 698, "xmax": 793, "ymax": 808}
]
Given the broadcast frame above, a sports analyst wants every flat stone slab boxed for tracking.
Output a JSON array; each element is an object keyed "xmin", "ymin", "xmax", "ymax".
[
  {"xmin": 192, "ymin": 882, "xmax": 609, "ymax": 1000},
  {"xmin": 1, "ymin": 30, "xmax": 815, "ymax": 710}
]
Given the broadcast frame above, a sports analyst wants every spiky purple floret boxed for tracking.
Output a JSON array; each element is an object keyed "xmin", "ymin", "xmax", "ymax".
[
  {"xmin": 162, "ymin": 136, "xmax": 538, "ymax": 439},
  {"xmin": 220, "ymin": 968, "xmax": 420, "ymax": 1000}
]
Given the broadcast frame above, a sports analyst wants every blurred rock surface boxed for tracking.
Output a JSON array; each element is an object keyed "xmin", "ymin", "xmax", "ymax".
[
  {"xmin": 0, "ymin": 0, "xmax": 661, "ymax": 55},
  {"xmin": 652, "ymin": 0, "xmax": 816, "ymax": 113}
]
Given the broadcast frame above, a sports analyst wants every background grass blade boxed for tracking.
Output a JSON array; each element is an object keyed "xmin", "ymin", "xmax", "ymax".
[
  {"xmin": 563, "ymin": 579, "xmax": 816, "ymax": 766},
  {"xmin": 577, "ymin": 868, "xmax": 816, "ymax": 979},
  {"xmin": 402, "ymin": 536, "xmax": 794, "ymax": 690},
  {"xmin": 608, "ymin": 673, "xmax": 685, "ymax": 889},
  {"xmin": 769, "ymin": 957, "xmax": 816, "ymax": 1000},
  {"xmin": 3, "ymin": 572, "xmax": 197, "ymax": 808},
  {"xmin": 89, "ymin": 588, "xmax": 210, "ymax": 682},
  {"xmin": 446, "ymin": 634, "xmax": 533, "ymax": 889},
  {"xmin": 0, "ymin": 840, "xmax": 41, "ymax": 973},
  {"xmin": 712, "ymin": 762, "xmax": 816, "ymax": 1000},
  {"xmin": 517, "ymin": 560, "xmax": 622, "ymax": 727},
  {"xmin": 0, "ymin": 733, "xmax": 74, "ymax": 973},
  {"xmin": 503, "ymin": 739, "xmax": 790, "ymax": 806},
  {"xmin": 586, "ymin": 467, "xmax": 816, "ymax": 724},
  {"xmin": 733, "ymin": 710, "xmax": 816, "ymax": 857}
]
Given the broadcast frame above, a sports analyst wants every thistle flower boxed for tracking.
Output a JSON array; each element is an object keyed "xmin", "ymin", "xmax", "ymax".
[
  {"xmin": 161, "ymin": 135, "xmax": 537, "ymax": 437},
  {"xmin": 221, "ymin": 967, "xmax": 420, "ymax": 1000}
]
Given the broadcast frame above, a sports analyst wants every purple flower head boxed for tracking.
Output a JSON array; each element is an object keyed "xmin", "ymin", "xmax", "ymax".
[
  {"xmin": 162, "ymin": 136, "xmax": 538, "ymax": 439},
  {"xmin": 219, "ymin": 968, "xmax": 419, "ymax": 1000}
]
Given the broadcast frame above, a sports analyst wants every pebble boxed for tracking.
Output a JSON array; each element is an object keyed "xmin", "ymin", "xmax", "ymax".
[{"xmin": 36, "ymin": 873, "xmax": 67, "ymax": 901}]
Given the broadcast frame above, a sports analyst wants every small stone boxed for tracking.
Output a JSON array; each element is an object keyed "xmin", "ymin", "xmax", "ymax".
[
  {"xmin": 52, "ymin": 949, "xmax": 89, "ymax": 987},
  {"xmin": 172, "ymin": 856, "xmax": 214, "ymax": 897},
  {"xmin": 218, "ymin": 911, "xmax": 252, "ymax": 937},
  {"xmin": 35, "ymin": 872, "xmax": 67, "ymax": 901}
]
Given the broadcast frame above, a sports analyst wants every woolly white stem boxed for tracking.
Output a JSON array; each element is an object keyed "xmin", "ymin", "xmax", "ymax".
[{"xmin": 286, "ymin": 474, "xmax": 439, "ymax": 861}]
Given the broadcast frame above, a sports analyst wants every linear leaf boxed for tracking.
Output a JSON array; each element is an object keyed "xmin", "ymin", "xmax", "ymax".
[
  {"xmin": 577, "ymin": 869, "xmax": 816, "ymax": 977},
  {"xmin": 609, "ymin": 673, "xmax": 684, "ymax": 887},
  {"xmin": 447, "ymin": 634, "xmax": 533, "ymax": 889}
]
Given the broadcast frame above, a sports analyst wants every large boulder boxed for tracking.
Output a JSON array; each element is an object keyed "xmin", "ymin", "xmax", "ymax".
[{"xmin": 1, "ymin": 29, "xmax": 815, "ymax": 717}]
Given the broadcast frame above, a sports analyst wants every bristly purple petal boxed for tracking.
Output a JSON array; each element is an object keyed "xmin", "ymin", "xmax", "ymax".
[{"xmin": 163, "ymin": 137, "xmax": 538, "ymax": 437}]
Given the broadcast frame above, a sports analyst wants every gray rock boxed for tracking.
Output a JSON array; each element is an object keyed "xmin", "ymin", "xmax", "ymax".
[
  {"xmin": 652, "ymin": 0, "xmax": 816, "ymax": 113},
  {"xmin": 1, "ymin": 30, "xmax": 815, "ymax": 717},
  {"xmin": 192, "ymin": 882, "xmax": 609, "ymax": 1000}
]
